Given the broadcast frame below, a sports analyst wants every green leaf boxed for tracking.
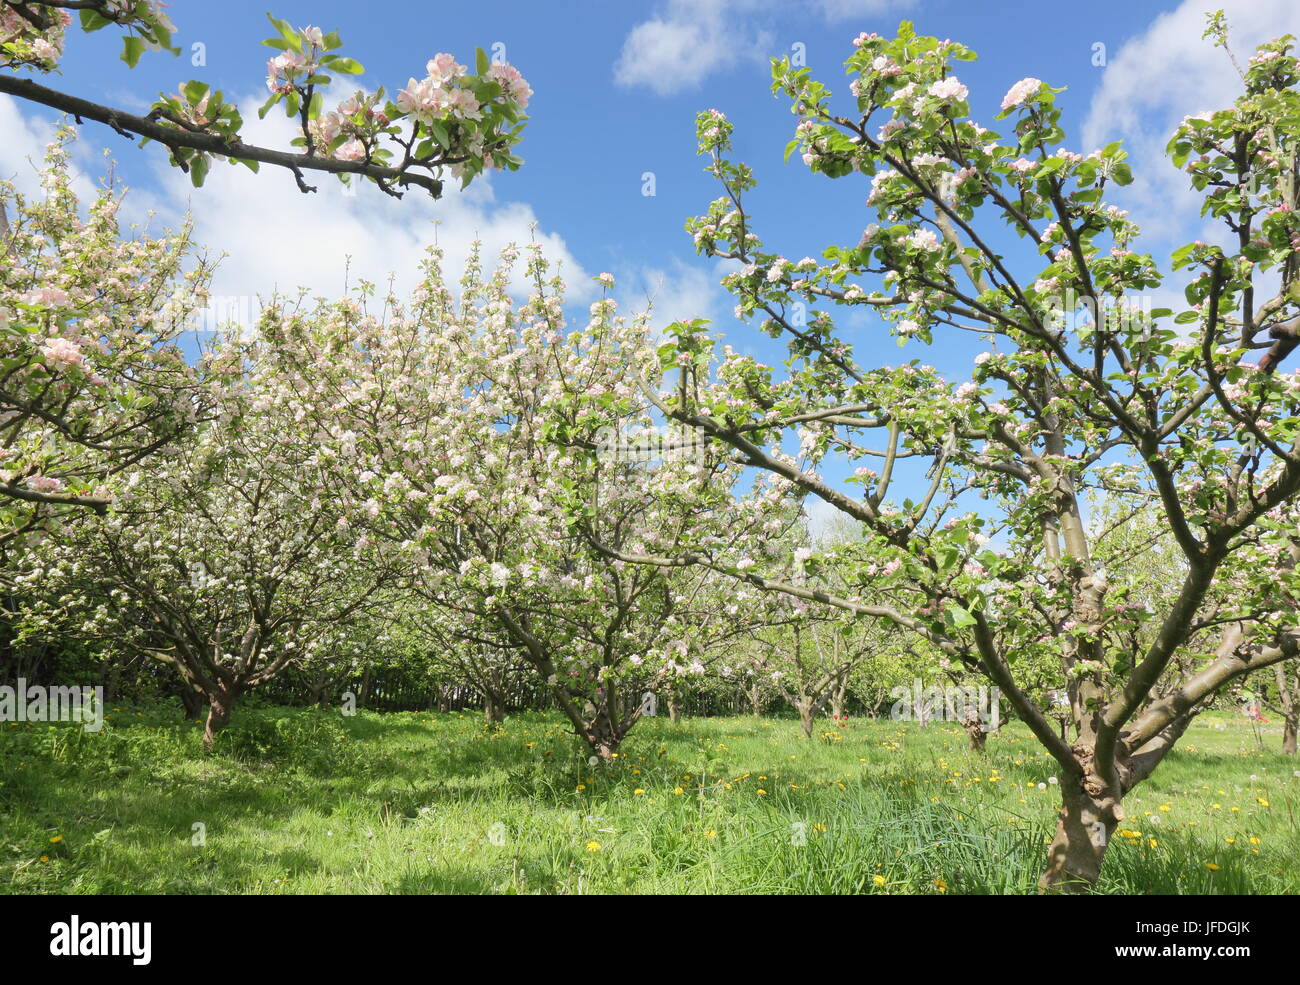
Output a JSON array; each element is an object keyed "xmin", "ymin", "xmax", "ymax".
[
  {"xmin": 476, "ymin": 46, "xmax": 490, "ymax": 75},
  {"xmin": 945, "ymin": 603, "xmax": 978, "ymax": 629},
  {"xmin": 328, "ymin": 56, "xmax": 364, "ymax": 75},
  {"xmin": 189, "ymin": 153, "xmax": 211, "ymax": 187},
  {"xmin": 121, "ymin": 36, "xmax": 146, "ymax": 69},
  {"xmin": 182, "ymin": 80, "xmax": 210, "ymax": 105},
  {"xmin": 80, "ymin": 10, "xmax": 113, "ymax": 32},
  {"xmin": 265, "ymin": 13, "xmax": 304, "ymax": 53},
  {"xmin": 427, "ymin": 120, "xmax": 451, "ymax": 151},
  {"xmin": 258, "ymin": 91, "xmax": 281, "ymax": 120}
]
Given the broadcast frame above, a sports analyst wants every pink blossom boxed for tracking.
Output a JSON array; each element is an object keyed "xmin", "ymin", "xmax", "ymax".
[
  {"xmin": 40, "ymin": 337, "xmax": 85, "ymax": 369},
  {"xmin": 21, "ymin": 287, "xmax": 69, "ymax": 307},
  {"xmin": 927, "ymin": 77, "xmax": 968, "ymax": 102},
  {"xmin": 24, "ymin": 475, "xmax": 65, "ymax": 494},
  {"xmin": 335, "ymin": 139, "xmax": 366, "ymax": 162},
  {"xmin": 446, "ymin": 87, "xmax": 481, "ymax": 120},
  {"xmin": 1000, "ymin": 77, "xmax": 1041, "ymax": 112},
  {"xmin": 907, "ymin": 228, "xmax": 942, "ymax": 252},
  {"xmin": 485, "ymin": 63, "xmax": 532, "ymax": 109},
  {"xmin": 426, "ymin": 53, "xmax": 466, "ymax": 84}
]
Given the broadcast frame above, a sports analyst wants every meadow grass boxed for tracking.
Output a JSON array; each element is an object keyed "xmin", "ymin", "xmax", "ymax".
[{"xmin": 1, "ymin": 703, "xmax": 1296, "ymax": 894}]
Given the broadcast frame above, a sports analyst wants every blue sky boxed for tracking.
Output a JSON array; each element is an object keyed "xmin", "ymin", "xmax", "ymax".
[{"xmin": 4, "ymin": 0, "xmax": 1297, "ymax": 526}]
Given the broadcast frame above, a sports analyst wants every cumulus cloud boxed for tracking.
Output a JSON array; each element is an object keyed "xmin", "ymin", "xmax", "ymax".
[
  {"xmin": 1082, "ymin": 0, "xmax": 1300, "ymax": 245},
  {"xmin": 0, "ymin": 95, "xmax": 98, "ymax": 203},
  {"xmin": 615, "ymin": 0, "xmax": 912, "ymax": 96}
]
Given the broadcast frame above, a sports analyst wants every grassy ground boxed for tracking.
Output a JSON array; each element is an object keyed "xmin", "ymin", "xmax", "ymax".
[{"xmin": 1, "ymin": 703, "xmax": 1296, "ymax": 894}]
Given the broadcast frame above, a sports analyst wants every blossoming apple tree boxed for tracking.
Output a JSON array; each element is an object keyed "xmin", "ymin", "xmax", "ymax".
[
  {"xmin": 247, "ymin": 245, "xmax": 776, "ymax": 757},
  {"xmin": 648, "ymin": 20, "xmax": 1300, "ymax": 889},
  {"xmin": 0, "ymin": 133, "xmax": 212, "ymax": 545},
  {"xmin": 1, "ymin": 2, "xmax": 530, "ymax": 197},
  {"xmin": 19, "ymin": 331, "xmax": 397, "ymax": 746}
]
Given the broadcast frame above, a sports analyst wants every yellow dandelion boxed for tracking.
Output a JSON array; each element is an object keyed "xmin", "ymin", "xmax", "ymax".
[
  {"xmin": 586, "ymin": 841, "xmax": 601, "ymax": 852},
  {"xmin": 872, "ymin": 875, "xmax": 886, "ymax": 887},
  {"xmin": 1205, "ymin": 862, "xmax": 1220, "ymax": 871}
]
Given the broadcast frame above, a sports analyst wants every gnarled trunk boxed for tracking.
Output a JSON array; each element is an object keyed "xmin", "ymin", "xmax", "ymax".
[
  {"xmin": 202, "ymin": 684, "xmax": 240, "ymax": 751},
  {"xmin": 1039, "ymin": 784, "xmax": 1120, "ymax": 892},
  {"xmin": 667, "ymin": 694, "xmax": 681, "ymax": 724},
  {"xmin": 483, "ymin": 694, "xmax": 504, "ymax": 724},
  {"xmin": 1284, "ymin": 716, "xmax": 1298, "ymax": 756},
  {"xmin": 961, "ymin": 708, "xmax": 987, "ymax": 753}
]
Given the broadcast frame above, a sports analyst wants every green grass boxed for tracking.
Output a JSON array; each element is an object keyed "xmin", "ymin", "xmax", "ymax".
[{"xmin": 1, "ymin": 703, "xmax": 1297, "ymax": 893}]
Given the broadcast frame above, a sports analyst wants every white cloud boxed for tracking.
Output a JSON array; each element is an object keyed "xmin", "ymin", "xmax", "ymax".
[
  {"xmin": 615, "ymin": 0, "xmax": 912, "ymax": 96},
  {"xmin": 804, "ymin": 495, "xmax": 851, "ymax": 543},
  {"xmin": 613, "ymin": 258, "xmax": 728, "ymax": 336},
  {"xmin": 1082, "ymin": 0, "xmax": 1300, "ymax": 245},
  {"xmin": 615, "ymin": 0, "xmax": 769, "ymax": 97},
  {"xmin": 0, "ymin": 96, "xmax": 98, "ymax": 204}
]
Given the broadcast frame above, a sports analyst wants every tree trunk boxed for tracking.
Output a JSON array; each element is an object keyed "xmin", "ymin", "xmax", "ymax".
[
  {"xmin": 1275, "ymin": 664, "xmax": 1297, "ymax": 754},
  {"xmin": 797, "ymin": 699, "xmax": 815, "ymax": 739},
  {"xmin": 358, "ymin": 667, "xmax": 372, "ymax": 707},
  {"xmin": 483, "ymin": 695, "xmax": 504, "ymax": 724},
  {"xmin": 830, "ymin": 688, "xmax": 847, "ymax": 722},
  {"xmin": 1039, "ymin": 783, "xmax": 1120, "ymax": 893},
  {"xmin": 667, "ymin": 694, "xmax": 681, "ymax": 724},
  {"xmin": 202, "ymin": 685, "xmax": 239, "ymax": 751},
  {"xmin": 579, "ymin": 721, "xmax": 621, "ymax": 760},
  {"xmin": 179, "ymin": 685, "xmax": 207, "ymax": 721},
  {"xmin": 961, "ymin": 709, "xmax": 987, "ymax": 753},
  {"xmin": 748, "ymin": 683, "xmax": 762, "ymax": 716}
]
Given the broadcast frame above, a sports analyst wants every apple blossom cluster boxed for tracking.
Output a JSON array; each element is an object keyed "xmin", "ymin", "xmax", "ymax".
[
  {"xmin": 1, "ymin": 1, "xmax": 177, "ymax": 71},
  {"xmin": 0, "ymin": 3, "xmax": 71, "ymax": 69},
  {"xmin": 0, "ymin": 131, "xmax": 212, "ymax": 539},
  {"xmin": 252, "ymin": 20, "xmax": 533, "ymax": 191}
]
